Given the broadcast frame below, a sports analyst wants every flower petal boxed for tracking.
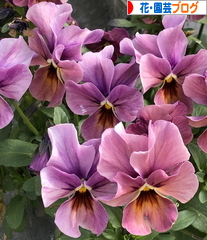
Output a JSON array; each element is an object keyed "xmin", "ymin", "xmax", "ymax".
[
  {"xmin": 140, "ymin": 54, "xmax": 171, "ymax": 93},
  {"xmin": 122, "ymin": 191, "xmax": 178, "ymax": 235},
  {"xmin": 148, "ymin": 161, "xmax": 198, "ymax": 203},
  {"xmin": 47, "ymin": 124, "xmax": 96, "ymax": 179},
  {"xmin": 183, "ymin": 74, "xmax": 207, "ymax": 105},
  {"xmin": 0, "ymin": 36, "xmax": 33, "ymax": 68},
  {"xmin": 130, "ymin": 120, "xmax": 190, "ymax": 178},
  {"xmin": 108, "ymin": 85, "xmax": 143, "ymax": 122},
  {"xmin": 111, "ymin": 61, "xmax": 139, "ymax": 88},
  {"xmin": 0, "ymin": 97, "xmax": 13, "ymax": 129},
  {"xmin": 81, "ymin": 108, "xmax": 119, "ymax": 140},
  {"xmin": 87, "ymin": 172, "xmax": 117, "ymax": 201},
  {"xmin": 26, "ymin": 2, "xmax": 72, "ymax": 48},
  {"xmin": 66, "ymin": 81, "xmax": 104, "ymax": 115},
  {"xmin": 0, "ymin": 65, "xmax": 32, "ymax": 100},
  {"xmin": 198, "ymin": 130, "xmax": 207, "ymax": 153},
  {"xmin": 162, "ymin": 15, "xmax": 186, "ymax": 29},
  {"xmin": 29, "ymin": 65, "xmax": 65, "ymax": 107},
  {"xmin": 173, "ymin": 49, "xmax": 207, "ymax": 82},
  {"xmin": 132, "ymin": 33, "xmax": 161, "ymax": 60},
  {"xmin": 79, "ymin": 51, "xmax": 114, "ymax": 96},
  {"xmin": 98, "ymin": 127, "xmax": 137, "ymax": 181},
  {"xmin": 157, "ymin": 26, "xmax": 188, "ymax": 68},
  {"xmin": 55, "ymin": 194, "xmax": 108, "ymax": 238},
  {"xmin": 40, "ymin": 166, "xmax": 81, "ymax": 207}
]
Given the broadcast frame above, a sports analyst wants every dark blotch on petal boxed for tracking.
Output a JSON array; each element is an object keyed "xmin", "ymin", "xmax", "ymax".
[
  {"xmin": 71, "ymin": 190, "xmax": 94, "ymax": 212},
  {"xmin": 97, "ymin": 106, "xmax": 117, "ymax": 129},
  {"xmin": 162, "ymin": 80, "xmax": 179, "ymax": 104}
]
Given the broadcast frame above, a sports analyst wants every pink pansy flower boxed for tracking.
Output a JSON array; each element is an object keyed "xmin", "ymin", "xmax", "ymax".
[
  {"xmin": 66, "ymin": 46, "xmax": 143, "ymax": 140},
  {"xmin": 98, "ymin": 120, "xmax": 198, "ymax": 235},
  {"xmin": 120, "ymin": 26, "xmax": 207, "ymax": 113},
  {"xmin": 0, "ymin": 36, "xmax": 33, "ymax": 128},
  {"xmin": 26, "ymin": 2, "xmax": 104, "ymax": 107},
  {"xmin": 40, "ymin": 124, "xmax": 116, "ymax": 238},
  {"xmin": 126, "ymin": 101, "xmax": 193, "ymax": 144}
]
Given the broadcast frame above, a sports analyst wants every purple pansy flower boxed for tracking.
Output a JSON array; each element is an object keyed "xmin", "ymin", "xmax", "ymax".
[
  {"xmin": 126, "ymin": 101, "xmax": 193, "ymax": 144},
  {"xmin": 85, "ymin": 27, "xmax": 129, "ymax": 62},
  {"xmin": 66, "ymin": 46, "xmax": 143, "ymax": 140},
  {"xmin": 98, "ymin": 120, "xmax": 198, "ymax": 235},
  {"xmin": 40, "ymin": 124, "xmax": 116, "ymax": 238},
  {"xmin": 26, "ymin": 2, "xmax": 104, "ymax": 107},
  {"xmin": 0, "ymin": 36, "xmax": 33, "ymax": 128}
]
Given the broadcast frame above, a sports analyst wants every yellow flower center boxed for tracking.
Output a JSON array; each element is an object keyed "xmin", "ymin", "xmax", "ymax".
[
  {"xmin": 78, "ymin": 186, "xmax": 87, "ymax": 193},
  {"xmin": 164, "ymin": 73, "xmax": 177, "ymax": 83}
]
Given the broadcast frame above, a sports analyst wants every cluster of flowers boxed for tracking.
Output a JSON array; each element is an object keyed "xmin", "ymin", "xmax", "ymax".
[{"xmin": 1, "ymin": 0, "xmax": 207, "ymax": 238}]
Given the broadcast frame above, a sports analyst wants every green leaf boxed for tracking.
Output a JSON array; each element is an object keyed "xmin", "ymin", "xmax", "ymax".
[
  {"xmin": 171, "ymin": 210, "xmax": 197, "ymax": 231},
  {"xmin": 108, "ymin": 19, "xmax": 138, "ymax": 27},
  {"xmin": 188, "ymin": 194, "xmax": 207, "ymax": 233},
  {"xmin": 102, "ymin": 229, "xmax": 117, "ymax": 240},
  {"xmin": 2, "ymin": 218, "xmax": 13, "ymax": 239},
  {"xmin": 188, "ymin": 141, "xmax": 207, "ymax": 172},
  {"xmin": 2, "ymin": 175, "xmax": 14, "ymax": 191},
  {"xmin": 5, "ymin": 195, "xmax": 27, "ymax": 230},
  {"xmin": 199, "ymin": 189, "xmax": 207, "ymax": 203},
  {"xmin": 0, "ymin": 139, "xmax": 37, "ymax": 167},
  {"xmin": 54, "ymin": 106, "xmax": 70, "ymax": 124},
  {"xmin": 192, "ymin": 102, "xmax": 207, "ymax": 116},
  {"xmin": 104, "ymin": 205, "xmax": 122, "ymax": 229},
  {"xmin": 39, "ymin": 106, "xmax": 54, "ymax": 118},
  {"xmin": 0, "ymin": 123, "xmax": 11, "ymax": 141}
]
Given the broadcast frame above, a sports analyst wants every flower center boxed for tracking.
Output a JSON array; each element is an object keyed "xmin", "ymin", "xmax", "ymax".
[
  {"xmin": 100, "ymin": 100, "xmax": 113, "ymax": 109},
  {"xmin": 164, "ymin": 73, "xmax": 177, "ymax": 83}
]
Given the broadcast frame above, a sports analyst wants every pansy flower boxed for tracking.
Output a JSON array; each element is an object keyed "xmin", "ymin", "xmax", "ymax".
[
  {"xmin": 0, "ymin": 36, "xmax": 33, "ymax": 128},
  {"xmin": 66, "ymin": 46, "xmax": 143, "ymax": 140},
  {"xmin": 26, "ymin": 2, "xmax": 104, "ymax": 107},
  {"xmin": 98, "ymin": 120, "xmax": 198, "ymax": 235},
  {"xmin": 126, "ymin": 101, "xmax": 193, "ymax": 144},
  {"xmin": 40, "ymin": 124, "xmax": 116, "ymax": 238},
  {"xmin": 120, "ymin": 26, "xmax": 207, "ymax": 113}
]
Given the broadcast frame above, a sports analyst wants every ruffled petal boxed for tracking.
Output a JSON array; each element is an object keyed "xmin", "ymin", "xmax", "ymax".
[
  {"xmin": 147, "ymin": 162, "xmax": 198, "ymax": 203},
  {"xmin": 55, "ymin": 194, "xmax": 108, "ymax": 238},
  {"xmin": 157, "ymin": 26, "xmax": 188, "ymax": 68},
  {"xmin": 47, "ymin": 124, "xmax": 96, "ymax": 179},
  {"xmin": 122, "ymin": 191, "xmax": 178, "ymax": 235},
  {"xmin": 98, "ymin": 127, "xmax": 137, "ymax": 181},
  {"xmin": 162, "ymin": 15, "xmax": 186, "ymax": 29},
  {"xmin": 130, "ymin": 120, "xmax": 190, "ymax": 178}
]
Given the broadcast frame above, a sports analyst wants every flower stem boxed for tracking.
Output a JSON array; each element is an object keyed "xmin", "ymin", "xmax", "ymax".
[
  {"xmin": 10, "ymin": 99, "xmax": 40, "ymax": 136},
  {"xmin": 191, "ymin": 23, "xmax": 205, "ymax": 54}
]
